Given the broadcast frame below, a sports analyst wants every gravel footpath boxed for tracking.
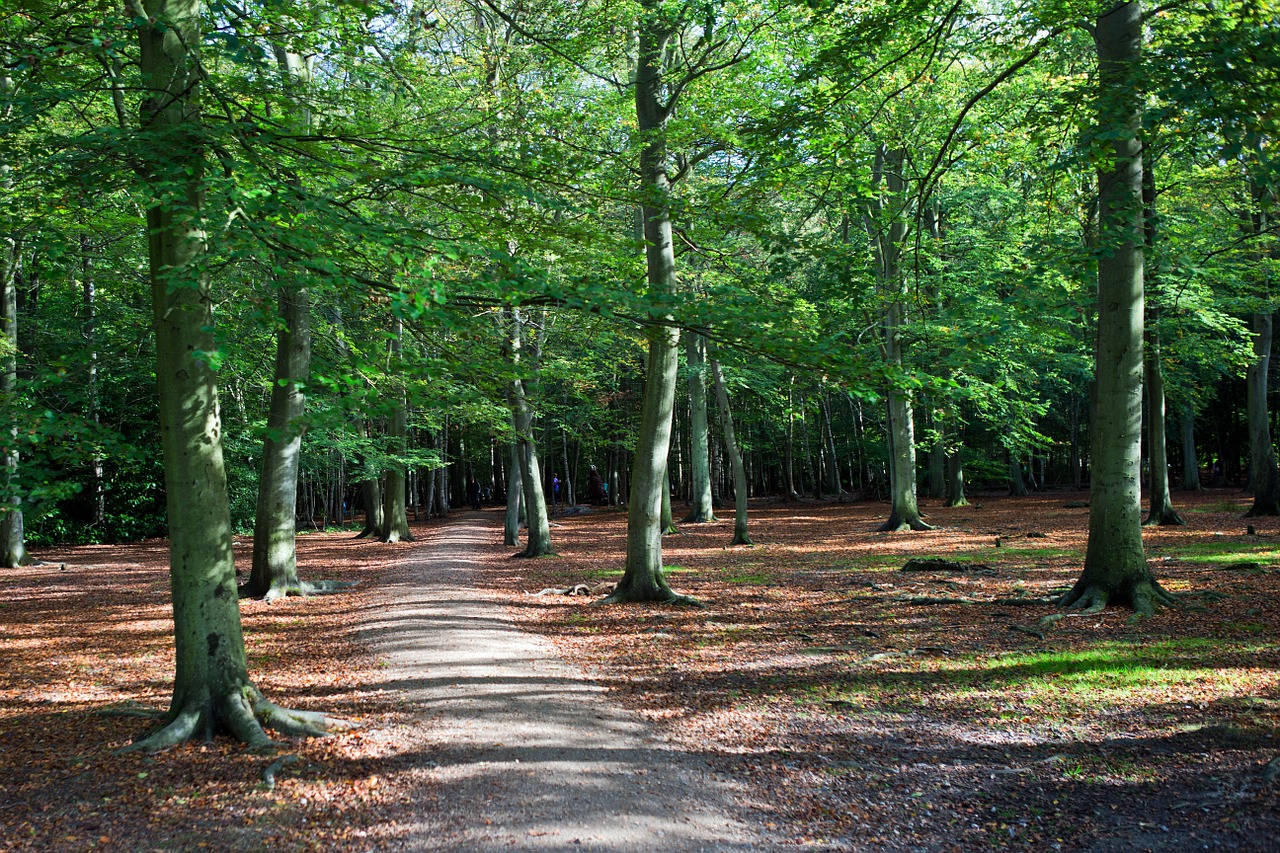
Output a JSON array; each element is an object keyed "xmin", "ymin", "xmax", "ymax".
[{"xmin": 365, "ymin": 514, "xmax": 770, "ymax": 852}]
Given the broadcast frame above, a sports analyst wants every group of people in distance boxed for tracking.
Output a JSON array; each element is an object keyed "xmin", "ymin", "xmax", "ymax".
[{"xmin": 464, "ymin": 464, "xmax": 610, "ymax": 512}]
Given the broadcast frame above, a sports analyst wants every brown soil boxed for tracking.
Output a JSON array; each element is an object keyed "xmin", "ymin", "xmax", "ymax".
[{"xmin": 1, "ymin": 489, "xmax": 1277, "ymax": 851}]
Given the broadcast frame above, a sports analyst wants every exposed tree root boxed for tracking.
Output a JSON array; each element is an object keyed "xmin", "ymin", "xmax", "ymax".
[
  {"xmin": 1143, "ymin": 506, "xmax": 1186, "ymax": 526},
  {"xmin": 594, "ymin": 577, "xmax": 704, "ymax": 608},
  {"xmin": 729, "ymin": 531, "xmax": 754, "ymax": 546},
  {"xmin": 261, "ymin": 754, "xmax": 300, "ymax": 791},
  {"xmin": 240, "ymin": 579, "xmax": 358, "ymax": 603},
  {"xmin": 877, "ymin": 513, "xmax": 935, "ymax": 533},
  {"xmin": 515, "ymin": 544, "xmax": 558, "ymax": 559},
  {"xmin": 1058, "ymin": 577, "xmax": 1178, "ymax": 617},
  {"xmin": 681, "ymin": 509, "xmax": 717, "ymax": 523},
  {"xmin": 944, "ymin": 496, "xmax": 969, "ymax": 508},
  {"xmin": 118, "ymin": 685, "xmax": 356, "ymax": 755}
]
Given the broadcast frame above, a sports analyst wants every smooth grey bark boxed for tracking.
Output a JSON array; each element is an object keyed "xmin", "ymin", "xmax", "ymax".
[
  {"xmin": 244, "ymin": 284, "xmax": 314, "ymax": 598},
  {"xmin": 784, "ymin": 376, "xmax": 801, "ymax": 501},
  {"xmin": 1141, "ymin": 165, "xmax": 1183, "ymax": 525},
  {"xmin": 601, "ymin": 0, "xmax": 696, "ymax": 605},
  {"xmin": 661, "ymin": 468, "xmax": 679, "ymax": 535},
  {"xmin": 1245, "ymin": 309, "xmax": 1280, "ymax": 515},
  {"xmin": 0, "ymin": 62, "xmax": 27, "ymax": 568},
  {"xmin": 1061, "ymin": 0, "xmax": 1174, "ymax": 616},
  {"xmin": 504, "ymin": 439, "xmax": 523, "ymax": 547},
  {"xmin": 378, "ymin": 318, "xmax": 413, "ymax": 543},
  {"xmin": 865, "ymin": 146, "xmax": 931, "ymax": 531},
  {"xmin": 79, "ymin": 237, "xmax": 105, "ymax": 526},
  {"xmin": 0, "ymin": 230, "xmax": 27, "ymax": 568},
  {"xmin": 683, "ymin": 332, "xmax": 716, "ymax": 522},
  {"xmin": 821, "ymin": 393, "xmax": 843, "ymax": 495},
  {"xmin": 710, "ymin": 355, "xmax": 752, "ymax": 546},
  {"xmin": 127, "ymin": 0, "xmax": 342, "ymax": 752},
  {"xmin": 1181, "ymin": 406, "xmax": 1202, "ymax": 490},
  {"xmin": 508, "ymin": 308, "xmax": 553, "ymax": 557}
]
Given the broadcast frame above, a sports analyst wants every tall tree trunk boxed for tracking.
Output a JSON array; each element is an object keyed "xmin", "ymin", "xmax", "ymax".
[
  {"xmin": 683, "ymin": 332, "xmax": 716, "ymax": 522},
  {"xmin": 1062, "ymin": 0, "xmax": 1173, "ymax": 615},
  {"xmin": 0, "ymin": 61, "xmax": 27, "ymax": 567},
  {"xmin": 0, "ymin": 231, "xmax": 27, "ymax": 568},
  {"xmin": 504, "ymin": 439, "xmax": 523, "ymax": 546},
  {"xmin": 244, "ymin": 283, "xmax": 313, "ymax": 598},
  {"xmin": 378, "ymin": 317, "xmax": 413, "ymax": 542},
  {"xmin": 944, "ymin": 445, "xmax": 968, "ymax": 507},
  {"xmin": 1141, "ymin": 162, "xmax": 1183, "ymax": 525},
  {"xmin": 507, "ymin": 309, "xmax": 553, "ymax": 556},
  {"xmin": 1181, "ymin": 406, "xmax": 1202, "ymax": 490},
  {"xmin": 1009, "ymin": 454, "xmax": 1028, "ymax": 497},
  {"xmin": 710, "ymin": 355, "xmax": 752, "ymax": 545},
  {"xmin": 128, "ymin": 0, "xmax": 340, "ymax": 751},
  {"xmin": 1245, "ymin": 310, "xmax": 1280, "ymax": 515},
  {"xmin": 601, "ymin": 0, "xmax": 694, "ymax": 604},
  {"xmin": 866, "ymin": 146, "xmax": 930, "ymax": 531}
]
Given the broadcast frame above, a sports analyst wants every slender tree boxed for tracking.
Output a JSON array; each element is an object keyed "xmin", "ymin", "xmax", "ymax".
[{"xmin": 710, "ymin": 354, "xmax": 752, "ymax": 546}]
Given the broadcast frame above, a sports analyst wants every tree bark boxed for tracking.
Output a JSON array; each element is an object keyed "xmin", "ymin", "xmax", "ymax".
[
  {"xmin": 128, "ymin": 0, "xmax": 342, "ymax": 751},
  {"xmin": 1245, "ymin": 309, "xmax": 1280, "ymax": 515},
  {"xmin": 0, "ymin": 229, "xmax": 27, "ymax": 568},
  {"xmin": 507, "ymin": 308, "xmax": 553, "ymax": 556},
  {"xmin": 504, "ymin": 439, "xmax": 522, "ymax": 546},
  {"xmin": 683, "ymin": 332, "xmax": 716, "ymax": 522},
  {"xmin": 601, "ymin": 0, "xmax": 694, "ymax": 604},
  {"xmin": 710, "ymin": 355, "xmax": 752, "ymax": 545},
  {"xmin": 244, "ymin": 284, "xmax": 313, "ymax": 598},
  {"xmin": 866, "ymin": 146, "xmax": 930, "ymax": 531},
  {"xmin": 1181, "ymin": 406, "xmax": 1202, "ymax": 490},
  {"xmin": 1062, "ymin": 0, "xmax": 1173, "ymax": 616}
]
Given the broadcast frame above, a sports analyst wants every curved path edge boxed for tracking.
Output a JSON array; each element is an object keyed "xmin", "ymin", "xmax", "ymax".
[{"xmin": 360, "ymin": 514, "xmax": 772, "ymax": 851}]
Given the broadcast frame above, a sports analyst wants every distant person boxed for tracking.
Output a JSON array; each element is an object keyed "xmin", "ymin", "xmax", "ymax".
[
  {"xmin": 552, "ymin": 472, "xmax": 561, "ymax": 512},
  {"xmin": 587, "ymin": 465, "xmax": 605, "ymax": 505},
  {"xmin": 466, "ymin": 477, "xmax": 482, "ymax": 511}
]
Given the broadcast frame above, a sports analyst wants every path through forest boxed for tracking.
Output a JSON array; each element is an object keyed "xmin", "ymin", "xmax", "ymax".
[{"xmin": 362, "ymin": 514, "xmax": 769, "ymax": 851}]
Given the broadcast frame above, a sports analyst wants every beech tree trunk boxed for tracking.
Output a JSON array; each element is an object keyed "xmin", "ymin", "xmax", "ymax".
[
  {"xmin": 683, "ymin": 332, "xmax": 716, "ymax": 522},
  {"xmin": 1061, "ymin": 0, "xmax": 1173, "ymax": 616},
  {"xmin": 245, "ymin": 284, "xmax": 313, "ymax": 598},
  {"xmin": 128, "ymin": 0, "xmax": 342, "ymax": 751},
  {"xmin": 711, "ymin": 356, "xmax": 752, "ymax": 545},
  {"xmin": 504, "ymin": 439, "xmax": 522, "ymax": 547},
  {"xmin": 507, "ymin": 308, "xmax": 553, "ymax": 557},
  {"xmin": 601, "ymin": 0, "xmax": 694, "ymax": 604},
  {"xmin": 0, "ymin": 229, "xmax": 27, "ymax": 568},
  {"xmin": 866, "ymin": 146, "xmax": 930, "ymax": 531},
  {"xmin": 1181, "ymin": 406, "xmax": 1202, "ymax": 490}
]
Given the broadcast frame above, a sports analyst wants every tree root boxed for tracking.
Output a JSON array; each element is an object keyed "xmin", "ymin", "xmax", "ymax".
[
  {"xmin": 1143, "ymin": 506, "xmax": 1186, "ymax": 526},
  {"xmin": 241, "ymin": 579, "xmax": 359, "ymax": 602},
  {"xmin": 729, "ymin": 532, "xmax": 754, "ymax": 546},
  {"xmin": 594, "ymin": 586, "xmax": 704, "ymax": 608},
  {"xmin": 118, "ymin": 685, "xmax": 357, "ymax": 755},
  {"xmin": 262, "ymin": 754, "xmax": 299, "ymax": 791},
  {"xmin": 1058, "ymin": 578, "xmax": 1179, "ymax": 617},
  {"xmin": 877, "ymin": 515, "xmax": 936, "ymax": 533}
]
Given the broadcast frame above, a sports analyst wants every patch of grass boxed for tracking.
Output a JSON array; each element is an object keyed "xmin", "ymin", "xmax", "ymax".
[
  {"xmin": 820, "ymin": 639, "xmax": 1272, "ymax": 725},
  {"xmin": 1168, "ymin": 541, "xmax": 1280, "ymax": 567}
]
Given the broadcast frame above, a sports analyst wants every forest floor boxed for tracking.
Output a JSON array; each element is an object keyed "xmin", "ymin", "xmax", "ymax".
[{"xmin": 1, "ymin": 488, "xmax": 1278, "ymax": 851}]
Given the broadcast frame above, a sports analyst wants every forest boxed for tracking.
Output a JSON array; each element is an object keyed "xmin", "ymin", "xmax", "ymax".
[{"xmin": 1, "ymin": 0, "xmax": 1279, "ymax": 845}]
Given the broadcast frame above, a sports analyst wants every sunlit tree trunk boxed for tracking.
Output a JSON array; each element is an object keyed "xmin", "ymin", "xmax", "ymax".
[
  {"xmin": 0, "ymin": 63, "xmax": 27, "ymax": 568},
  {"xmin": 683, "ymin": 332, "xmax": 716, "ymax": 522},
  {"xmin": 866, "ymin": 146, "xmax": 930, "ymax": 531},
  {"xmin": 507, "ymin": 308, "xmax": 553, "ymax": 557},
  {"xmin": 245, "ymin": 283, "xmax": 312, "ymax": 597},
  {"xmin": 1062, "ymin": 0, "xmax": 1173, "ymax": 615},
  {"xmin": 1245, "ymin": 309, "xmax": 1280, "ymax": 515},
  {"xmin": 711, "ymin": 355, "xmax": 752, "ymax": 545},
  {"xmin": 127, "ymin": 0, "xmax": 341, "ymax": 751},
  {"xmin": 602, "ymin": 0, "xmax": 694, "ymax": 604},
  {"xmin": 378, "ymin": 317, "xmax": 412, "ymax": 542}
]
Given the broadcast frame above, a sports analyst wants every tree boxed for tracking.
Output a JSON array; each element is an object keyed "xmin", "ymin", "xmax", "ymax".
[
  {"xmin": 682, "ymin": 332, "xmax": 717, "ymax": 522},
  {"xmin": 1061, "ymin": 0, "xmax": 1174, "ymax": 616},
  {"xmin": 710, "ymin": 352, "xmax": 752, "ymax": 546},
  {"xmin": 126, "ymin": 0, "xmax": 344, "ymax": 750}
]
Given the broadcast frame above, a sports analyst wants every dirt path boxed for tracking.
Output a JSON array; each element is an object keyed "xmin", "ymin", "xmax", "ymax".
[{"xmin": 363, "ymin": 514, "xmax": 770, "ymax": 852}]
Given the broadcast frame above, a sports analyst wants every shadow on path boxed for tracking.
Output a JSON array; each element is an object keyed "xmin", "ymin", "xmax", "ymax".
[{"xmin": 364, "ymin": 514, "xmax": 767, "ymax": 851}]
